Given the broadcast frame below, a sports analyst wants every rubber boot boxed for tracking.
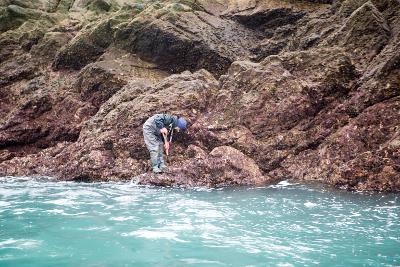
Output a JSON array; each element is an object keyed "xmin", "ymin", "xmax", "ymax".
[
  {"xmin": 150, "ymin": 151, "xmax": 162, "ymax": 174},
  {"xmin": 158, "ymin": 143, "xmax": 167, "ymax": 171}
]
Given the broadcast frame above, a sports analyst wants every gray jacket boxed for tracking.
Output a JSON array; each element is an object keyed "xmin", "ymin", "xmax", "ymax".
[{"xmin": 144, "ymin": 114, "xmax": 178, "ymax": 139}]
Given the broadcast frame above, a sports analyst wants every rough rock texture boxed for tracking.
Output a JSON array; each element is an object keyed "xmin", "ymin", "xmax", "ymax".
[
  {"xmin": 136, "ymin": 145, "xmax": 270, "ymax": 187},
  {"xmin": 0, "ymin": 0, "xmax": 399, "ymax": 191}
]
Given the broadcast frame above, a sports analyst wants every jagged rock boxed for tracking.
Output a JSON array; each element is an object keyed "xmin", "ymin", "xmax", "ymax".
[
  {"xmin": 229, "ymin": 8, "xmax": 305, "ymax": 33},
  {"xmin": 0, "ymin": 4, "xmax": 53, "ymax": 32},
  {"xmin": 0, "ymin": 85, "xmax": 95, "ymax": 149},
  {"xmin": 337, "ymin": 0, "xmax": 395, "ymax": 17},
  {"xmin": 250, "ymin": 39, "xmax": 287, "ymax": 61},
  {"xmin": 185, "ymin": 48, "xmax": 359, "ymax": 179},
  {"xmin": 0, "ymin": 55, "xmax": 38, "ymax": 86},
  {"xmin": 115, "ymin": 3, "xmax": 261, "ymax": 76},
  {"xmin": 216, "ymin": 48, "xmax": 357, "ymax": 138},
  {"xmin": 250, "ymin": 24, "xmax": 298, "ymax": 60},
  {"xmin": 136, "ymin": 146, "xmax": 270, "ymax": 187},
  {"xmin": 0, "ymin": 65, "xmax": 97, "ymax": 161},
  {"xmin": 75, "ymin": 62, "xmax": 128, "ymax": 108},
  {"xmin": 52, "ymin": 18, "xmax": 116, "ymax": 70},
  {"xmin": 281, "ymin": 96, "xmax": 400, "ymax": 191},
  {"xmin": 86, "ymin": 0, "xmax": 112, "ymax": 13},
  {"xmin": 31, "ymin": 31, "xmax": 75, "ymax": 60},
  {"xmin": 0, "ymin": 70, "xmax": 219, "ymax": 181},
  {"xmin": 0, "ymin": 5, "xmax": 29, "ymax": 32},
  {"xmin": 327, "ymin": 1, "xmax": 391, "ymax": 69},
  {"xmin": 307, "ymin": 0, "xmax": 333, "ymax": 3},
  {"xmin": 75, "ymin": 47, "xmax": 168, "ymax": 108}
]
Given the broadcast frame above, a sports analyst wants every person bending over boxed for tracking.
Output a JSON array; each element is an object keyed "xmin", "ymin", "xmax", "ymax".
[{"xmin": 143, "ymin": 114, "xmax": 187, "ymax": 173}]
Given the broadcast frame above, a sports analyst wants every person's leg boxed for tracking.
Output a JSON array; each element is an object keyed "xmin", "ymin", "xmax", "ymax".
[
  {"xmin": 150, "ymin": 150, "xmax": 161, "ymax": 173},
  {"xmin": 143, "ymin": 126, "xmax": 162, "ymax": 173},
  {"xmin": 158, "ymin": 143, "xmax": 167, "ymax": 171}
]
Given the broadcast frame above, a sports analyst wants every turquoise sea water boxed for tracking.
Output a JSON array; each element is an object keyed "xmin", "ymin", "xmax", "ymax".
[{"xmin": 0, "ymin": 176, "xmax": 399, "ymax": 267}]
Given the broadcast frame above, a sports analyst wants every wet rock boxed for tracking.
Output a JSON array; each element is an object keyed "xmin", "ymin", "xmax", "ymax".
[
  {"xmin": 250, "ymin": 39, "xmax": 287, "ymax": 61},
  {"xmin": 136, "ymin": 146, "xmax": 270, "ymax": 187},
  {"xmin": 0, "ymin": 70, "xmax": 219, "ymax": 181},
  {"xmin": 282, "ymin": 96, "xmax": 400, "ymax": 192},
  {"xmin": 0, "ymin": 5, "xmax": 28, "ymax": 32},
  {"xmin": 337, "ymin": 0, "xmax": 395, "ymax": 17},
  {"xmin": 216, "ymin": 48, "xmax": 358, "ymax": 139}
]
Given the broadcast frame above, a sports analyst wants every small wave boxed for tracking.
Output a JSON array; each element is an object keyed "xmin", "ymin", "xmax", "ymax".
[
  {"xmin": 53, "ymin": 189, "xmax": 102, "ymax": 198},
  {"xmin": 113, "ymin": 195, "xmax": 139, "ymax": 204},
  {"xmin": 110, "ymin": 216, "xmax": 136, "ymax": 221},
  {"xmin": 0, "ymin": 239, "xmax": 42, "ymax": 250},
  {"xmin": 78, "ymin": 226, "xmax": 111, "ymax": 232},
  {"xmin": 45, "ymin": 199, "xmax": 77, "ymax": 206},
  {"xmin": 46, "ymin": 209, "xmax": 88, "ymax": 216},
  {"xmin": 304, "ymin": 202, "xmax": 318, "ymax": 208},
  {"xmin": 162, "ymin": 223, "xmax": 195, "ymax": 232},
  {"xmin": 13, "ymin": 208, "xmax": 39, "ymax": 215},
  {"xmin": 181, "ymin": 258, "xmax": 225, "ymax": 265},
  {"xmin": 277, "ymin": 263, "xmax": 294, "ymax": 267},
  {"xmin": 269, "ymin": 180, "xmax": 295, "ymax": 189},
  {"xmin": 122, "ymin": 230, "xmax": 187, "ymax": 242},
  {"xmin": 0, "ymin": 201, "xmax": 10, "ymax": 207}
]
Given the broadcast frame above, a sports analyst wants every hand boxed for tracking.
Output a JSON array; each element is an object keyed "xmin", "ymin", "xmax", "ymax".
[
  {"xmin": 164, "ymin": 142, "xmax": 170, "ymax": 152},
  {"xmin": 160, "ymin": 128, "xmax": 168, "ymax": 135}
]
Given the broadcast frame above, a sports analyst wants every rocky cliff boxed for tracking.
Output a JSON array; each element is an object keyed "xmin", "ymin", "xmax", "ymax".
[{"xmin": 0, "ymin": 0, "xmax": 399, "ymax": 191}]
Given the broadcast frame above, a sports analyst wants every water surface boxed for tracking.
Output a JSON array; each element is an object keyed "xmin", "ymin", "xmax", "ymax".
[{"xmin": 0, "ymin": 177, "xmax": 399, "ymax": 266}]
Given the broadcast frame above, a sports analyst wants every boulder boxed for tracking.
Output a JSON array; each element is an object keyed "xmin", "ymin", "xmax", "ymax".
[
  {"xmin": 136, "ymin": 146, "xmax": 270, "ymax": 187},
  {"xmin": 0, "ymin": 4, "xmax": 53, "ymax": 32}
]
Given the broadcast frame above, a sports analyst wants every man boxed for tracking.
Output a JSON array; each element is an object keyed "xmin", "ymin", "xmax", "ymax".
[{"xmin": 143, "ymin": 114, "xmax": 188, "ymax": 173}]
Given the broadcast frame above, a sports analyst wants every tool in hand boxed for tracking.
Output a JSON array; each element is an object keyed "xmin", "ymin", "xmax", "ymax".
[{"xmin": 162, "ymin": 132, "xmax": 169, "ymax": 156}]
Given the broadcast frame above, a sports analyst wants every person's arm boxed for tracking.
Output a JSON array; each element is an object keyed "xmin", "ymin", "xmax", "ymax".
[
  {"xmin": 155, "ymin": 114, "xmax": 176, "ymax": 135},
  {"xmin": 154, "ymin": 115, "xmax": 166, "ymax": 130},
  {"xmin": 154, "ymin": 115, "xmax": 169, "ymax": 136}
]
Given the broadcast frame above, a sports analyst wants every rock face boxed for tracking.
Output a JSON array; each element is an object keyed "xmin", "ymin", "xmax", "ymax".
[
  {"xmin": 136, "ymin": 145, "xmax": 270, "ymax": 187},
  {"xmin": 0, "ymin": 0, "xmax": 399, "ymax": 191}
]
